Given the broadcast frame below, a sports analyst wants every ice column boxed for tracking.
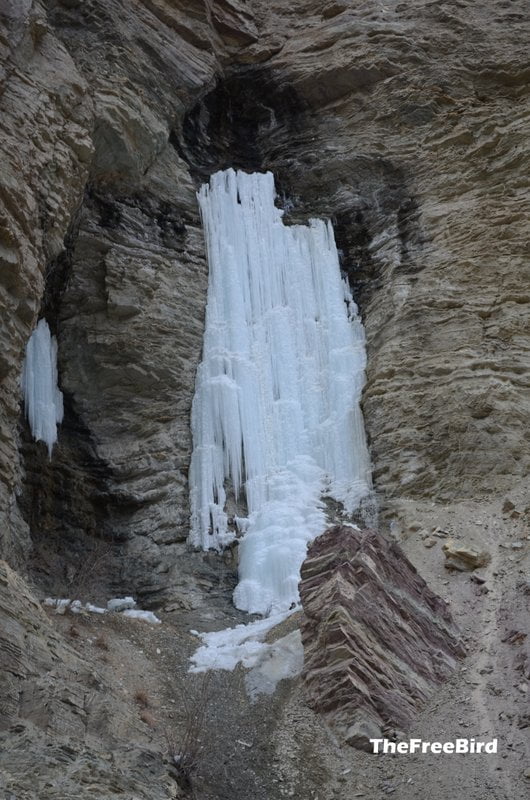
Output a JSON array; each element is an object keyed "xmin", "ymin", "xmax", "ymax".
[
  {"xmin": 189, "ymin": 169, "xmax": 371, "ymax": 615},
  {"xmin": 22, "ymin": 319, "xmax": 64, "ymax": 458}
]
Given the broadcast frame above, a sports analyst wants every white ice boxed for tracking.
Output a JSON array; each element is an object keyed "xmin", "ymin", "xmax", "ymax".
[
  {"xmin": 244, "ymin": 629, "xmax": 304, "ymax": 701},
  {"xmin": 107, "ymin": 596, "xmax": 136, "ymax": 612},
  {"xmin": 122, "ymin": 609, "xmax": 161, "ymax": 624},
  {"xmin": 22, "ymin": 319, "xmax": 64, "ymax": 457},
  {"xmin": 189, "ymin": 169, "xmax": 372, "ymax": 616},
  {"xmin": 43, "ymin": 597, "xmax": 159, "ymax": 623},
  {"xmin": 189, "ymin": 610, "xmax": 295, "ymax": 672},
  {"xmin": 84, "ymin": 603, "xmax": 107, "ymax": 614}
]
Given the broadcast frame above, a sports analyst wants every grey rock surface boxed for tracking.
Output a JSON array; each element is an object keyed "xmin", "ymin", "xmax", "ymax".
[
  {"xmin": 0, "ymin": 3, "xmax": 529, "ymax": 796},
  {"xmin": 1, "ymin": 0, "xmax": 528, "ymax": 593}
]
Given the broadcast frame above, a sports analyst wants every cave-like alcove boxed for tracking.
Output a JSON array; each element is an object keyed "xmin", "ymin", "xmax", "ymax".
[{"xmin": 173, "ymin": 65, "xmax": 306, "ymax": 182}]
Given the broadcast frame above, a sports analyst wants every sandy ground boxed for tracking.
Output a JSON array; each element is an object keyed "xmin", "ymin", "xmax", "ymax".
[{"xmin": 44, "ymin": 488, "xmax": 529, "ymax": 800}]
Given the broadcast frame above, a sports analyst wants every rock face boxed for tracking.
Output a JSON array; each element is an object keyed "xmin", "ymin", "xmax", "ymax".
[
  {"xmin": 299, "ymin": 526, "xmax": 465, "ymax": 749},
  {"xmin": 0, "ymin": 0, "xmax": 93, "ymax": 569},
  {"xmin": 0, "ymin": 560, "xmax": 172, "ymax": 799},
  {"xmin": 1, "ymin": 2, "xmax": 529, "ymax": 592},
  {"xmin": 0, "ymin": 4, "xmax": 529, "ymax": 798}
]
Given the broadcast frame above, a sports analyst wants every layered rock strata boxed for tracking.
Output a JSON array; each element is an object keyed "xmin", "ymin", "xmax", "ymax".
[
  {"xmin": 299, "ymin": 526, "xmax": 466, "ymax": 749},
  {"xmin": 0, "ymin": 560, "xmax": 171, "ymax": 799}
]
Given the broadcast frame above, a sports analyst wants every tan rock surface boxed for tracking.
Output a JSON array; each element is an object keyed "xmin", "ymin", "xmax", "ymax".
[
  {"xmin": 0, "ymin": 2, "xmax": 529, "ymax": 797},
  {"xmin": 1, "ymin": 0, "xmax": 528, "ymax": 593},
  {"xmin": 442, "ymin": 540, "xmax": 492, "ymax": 570}
]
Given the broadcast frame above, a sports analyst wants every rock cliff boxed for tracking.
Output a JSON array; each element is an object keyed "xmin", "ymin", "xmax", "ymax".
[
  {"xmin": 1, "ymin": 0, "xmax": 528, "ymax": 597},
  {"xmin": 0, "ymin": 1, "xmax": 529, "ymax": 798}
]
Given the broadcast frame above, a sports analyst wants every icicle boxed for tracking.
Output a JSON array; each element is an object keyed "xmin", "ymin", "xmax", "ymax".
[
  {"xmin": 189, "ymin": 169, "xmax": 372, "ymax": 615},
  {"xmin": 22, "ymin": 319, "xmax": 64, "ymax": 458}
]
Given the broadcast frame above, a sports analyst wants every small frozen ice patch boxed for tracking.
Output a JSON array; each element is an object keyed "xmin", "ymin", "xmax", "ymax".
[
  {"xmin": 22, "ymin": 319, "xmax": 64, "ymax": 458},
  {"xmin": 244, "ymin": 629, "xmax": 304, "ymax": 701},
  {"xmin": 107, "ymin": 596, "xmax": 136, "ymax": 612},
  {"xmin": 190, "ymin": 610, "xmax": 293, "ymax": 672},
  {"xmin": 42, "ymin": 597, "xmax": 159, "ymax": 623},
  {"xmin": 122, "ymin": 609, "xmax": 161, "ymax": 625}
]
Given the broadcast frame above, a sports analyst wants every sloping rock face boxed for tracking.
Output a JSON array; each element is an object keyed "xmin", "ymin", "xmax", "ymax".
[
  {"xmin": 0, "ymin": 1, "xmax": 93, "ymax": 569},
  {"xmin": 299, "ymin": 526, "xmax": 466, "ymax": 748},
  {"xmin": 0, "ymin": 560, "xmax": 172, "ymax": 799},
  {"xmin": 0, "ymin": 0, "xmax": 224, "ymax": 597},
  {"xmin": 1, "ymin": 1, "xmax": 529, "ymax": 598},
  {"xmin": 251, "ymin": 0, "xmax": 530, "ymax": 505}
]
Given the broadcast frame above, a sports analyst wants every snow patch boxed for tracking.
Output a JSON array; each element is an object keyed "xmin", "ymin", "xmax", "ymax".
[
  {"xmin": 122, "ymin": 609, "xmax": 161, "ymax": 624},
  {"xmin": 84, "ymin": 603, "xmax": 107, "ymax": 614},
  {"xmin": 42, "ymin": 597, "xmax": 160, "ymax": 623},
  {"xmin": 107, "ymin": 596, "xmax": 136, "ymax": 612}
]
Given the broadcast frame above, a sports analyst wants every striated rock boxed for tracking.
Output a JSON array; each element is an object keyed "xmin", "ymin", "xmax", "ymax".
[
  {"xmin": 1, "ymin": 0, "xmax": 221, "ymax": 598},
  {"xmin": 442, "ymin": 541, "xmax": 492, "ymax": 571},
  {"xmin": 0, "ymin": 559, "xmax": 100, "ymax": 736},
  {"xmin": 0, "ymin": 0, "xmax": 93, "ymax": 569},
  {"xmin": 299, "ymin": 526, "xmax": 465, "ymax": 748},
  {"xmin": 0, "ymin": 0, "xmax": 529, "ymax": 597},
  {"xmin": 0, "ymin": 559, "xmax": 172, "ymax": 799},
  {"xmin": 252, "ymin": 0, "xmax": 530, "ymax": 507}
]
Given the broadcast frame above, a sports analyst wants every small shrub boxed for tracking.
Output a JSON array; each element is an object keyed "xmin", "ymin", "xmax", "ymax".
[
  {"xmin": 134, "ymin": 688, "xmax": 150, "ymax": 708},
  {"xmin": 140, "ymin": 709, "xmax": 157, "ymax": 729},
  {"xmin": 166, "ymin": 673, "xmax": 212, "ymax": 797},
  {"xmin": 69, "ymin": 624, "xmax": 81, "ymax": 638},
  {"xmin": 94, "ymin": 634, "xmax": 109, "ymax": 651},
  {"xmin": 65, "ymin": 539, "xmax": 114, "ymax": 599}
]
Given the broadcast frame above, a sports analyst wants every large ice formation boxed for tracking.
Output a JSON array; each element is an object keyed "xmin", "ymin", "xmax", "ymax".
[
  {"xmin": 189, "ymin": 169, "xmax": 371, "ymax": 615},
  {"xmin": 22, "ymin": 319, "xmax": 64, "ymax": 457}
]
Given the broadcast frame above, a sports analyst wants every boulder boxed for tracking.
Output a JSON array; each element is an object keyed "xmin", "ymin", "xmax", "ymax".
[{"xmin": 442, "ymin": 541, "xmax": 491, "ymax": 571}]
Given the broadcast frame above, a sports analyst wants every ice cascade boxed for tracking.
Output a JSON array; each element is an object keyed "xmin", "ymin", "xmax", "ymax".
[
  {"xmin": 189, "ymin": 169, "xmax": 371, "ymax": 616},
  {"xmin": 22, "ymin": 319, "xmax": 64, "ymax": 457}
]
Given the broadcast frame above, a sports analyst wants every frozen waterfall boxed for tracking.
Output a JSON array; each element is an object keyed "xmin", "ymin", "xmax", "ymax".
[
  {"xmin": 189, "ymin": 169, "xmax": 371, "ymax": 616},
  {"xmin": 22, "ymin": 319, "xmax": 64, "ymax": 458}
]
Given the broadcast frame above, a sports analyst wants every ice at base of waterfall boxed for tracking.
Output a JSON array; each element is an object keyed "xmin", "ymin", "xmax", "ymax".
[
  {"xmin": 188, "ymin": 169, "xmax": 372, "ymax": 618},
  {"xmin": 189, "ymin": 610, "xmax": 297, "ymax": 672},
  {"xmin": 190, "ymin": 615, "xmax": 303, "ymax": 700},
  {"xmin": 22, "ymin": 319, "xmax": 64, "ymax": 458}
]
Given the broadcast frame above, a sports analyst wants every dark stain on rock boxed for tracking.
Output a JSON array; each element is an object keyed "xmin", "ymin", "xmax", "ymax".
[
  {"xmin": 397, "ymin": 194, "xmax": 425, "ymax": 270},
  {"xmin": 41, "ymin": 203, "xmax": 84, "ymax": 334},
  {"xmin": 174, "ymin": 66, "xmax": 307, "ymax": 181},
  {"xmin": 18, "ymin": 390, "xmax": 123, "ymax": 600},
  {"xmin": 89, "ymin": 187, "xmax": 123, "ymax": 230},
  {"xmin": 270, "ymin": 157, "xmax": 425, "ymax": 309},
  {"xmin": 332, "ymin": 206, "xmax": 377, "ymax": 299},
  {"xmin": 87, "ymin": 185, "xmax": 188, "ymax": 245}
]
